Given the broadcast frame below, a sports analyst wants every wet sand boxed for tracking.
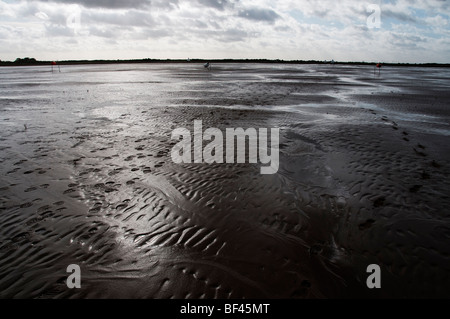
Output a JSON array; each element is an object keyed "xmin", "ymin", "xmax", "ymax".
[{"xmin": 0, "ymin": 63, "xmax": 449, "ymax": 298}]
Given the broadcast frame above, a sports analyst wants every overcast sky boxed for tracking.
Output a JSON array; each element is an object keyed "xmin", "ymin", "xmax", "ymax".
[{"xmin": 0, "ymin": 0, "xmax": 449, "ymax": 63}]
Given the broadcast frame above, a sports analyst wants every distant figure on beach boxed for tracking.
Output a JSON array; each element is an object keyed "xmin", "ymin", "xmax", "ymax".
[
  {"xmin": 204, "ymin": 62, "xmax": 211, "ymax": 71},
  {"xmin": 375, "ymin": 62, "xmax": 382, "ymax": 75}
]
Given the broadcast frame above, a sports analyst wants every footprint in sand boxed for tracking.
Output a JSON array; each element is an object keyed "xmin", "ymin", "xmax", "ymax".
[
  {"xmin": 413, "ymin": 148, "xmax": 427, "ymax": 157},
  {"xmin": 142, "ymin": 167, "xmax": 152, "ymax": 174},
  {"xmin": 88, "ymin": 206, "xmax": 102, "ymax": 214},
  {"xmin": 108, "ymin": 168, "xmax": 123, "ymax": 176},
  {"xmin": 391, "ymin": 121, "xmax": 399, "ymax": 130},
  {"xmin": 14, "ymin": 159, "xmax": 27, "ymax": 166},
  {"xmin": 20, "ymin": 202, "xmax": 33, "ymax": 208},
  {"xmin": 63, "ymin": 188, "xmax": 75, "ymax": 194},
  {"xmin": 155, "ymin": 150, "xmax": 166, "ymax": 158},
  {"xmin": 37, "ymin": 205, "xmax": 52, "ymax": 213}
]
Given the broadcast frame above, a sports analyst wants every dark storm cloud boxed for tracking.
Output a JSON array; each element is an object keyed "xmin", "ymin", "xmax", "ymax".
[{"xmin": 238, "ymin": 7, "xmax": 280, "ymax": 23}]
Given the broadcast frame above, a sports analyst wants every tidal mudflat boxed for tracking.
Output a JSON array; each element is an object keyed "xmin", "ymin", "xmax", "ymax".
[{"xmin": 1, "ymin": 63, "xmax": 449, "ymax": 298}]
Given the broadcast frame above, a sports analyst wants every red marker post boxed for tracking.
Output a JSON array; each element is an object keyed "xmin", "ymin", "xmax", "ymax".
[
  {"xmin": 51, "ymin": 61, "xmax": 60, "ymax": 73},
  {"xmin": 375, "ymin": 62, "xmax": 382, "ymax": 75}
]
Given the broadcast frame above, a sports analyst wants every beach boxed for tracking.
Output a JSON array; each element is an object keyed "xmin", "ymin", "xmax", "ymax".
[{"xmin": 0, "ymin": 63, "xmax": 449, "ymax": 298}]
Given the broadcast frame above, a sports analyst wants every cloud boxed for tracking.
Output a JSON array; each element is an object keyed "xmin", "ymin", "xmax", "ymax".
[
  {"xmin": 196, "ymin": 0, "xmax": 232, "ymax": 11},
  {"xmin": 238, "ymin": 7, "xmax": 280, "ymax": 23},
  {"xmin": 425, "ymin": 14, "xmax": 449, "ymax": 27},
  {"xmin": 27, "ymin": 0, "xmax": 151, "ymax": 9},
  {"xmin": 382, "ymin": 8, "xmax": 418, "ymax": 24},
  {"xmin": 85, "ymin": 10, "xmax": 156, "ymax": 27},
  {"xmin": 0, "ymin": 0, "xmax": 449, "ymax": 62}
]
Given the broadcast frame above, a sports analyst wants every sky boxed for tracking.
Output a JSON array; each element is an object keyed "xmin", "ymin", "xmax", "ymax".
[{"xmin": 0, "ymin": 0, "xmax": 449, "ymax": 63}]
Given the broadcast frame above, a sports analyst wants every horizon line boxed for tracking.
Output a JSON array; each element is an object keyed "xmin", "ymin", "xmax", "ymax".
[{"xmin": 1, "ymin": 58, "xmax": 450, "ymax": 67}]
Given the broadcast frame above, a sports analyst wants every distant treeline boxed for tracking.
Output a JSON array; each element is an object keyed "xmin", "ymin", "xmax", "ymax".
[{"xmin": 1, "ymin": 57, "xmax": 450, "ymax": 68}]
